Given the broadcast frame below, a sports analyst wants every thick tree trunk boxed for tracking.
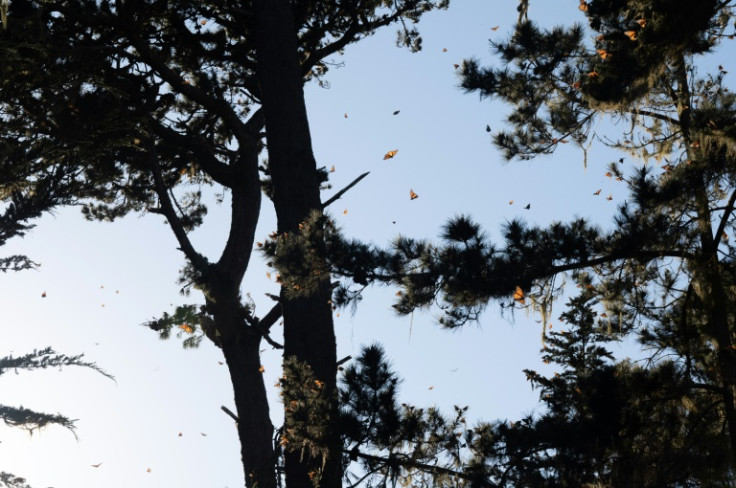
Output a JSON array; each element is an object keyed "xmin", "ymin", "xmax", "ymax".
[
  {"xmin": 252, "ymin": 2, "xmax": 342, "ymax": 488},
  {"xmin": 220, "ymin": 325, "xmax": 276, "ymax": 488}
]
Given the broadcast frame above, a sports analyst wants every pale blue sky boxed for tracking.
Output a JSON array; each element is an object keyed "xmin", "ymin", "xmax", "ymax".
[{"xmin": 1, "ymin": 1, "xmax": 718, "ymax": 486}]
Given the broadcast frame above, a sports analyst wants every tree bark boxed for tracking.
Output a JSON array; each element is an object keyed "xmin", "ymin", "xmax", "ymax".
[
  {"xmin": 252, "ymin": 2, "xmax": 342, "ymax": 488},
  {"xmin": 221, "ymin": 325, "xmax": 277, "ymax": 488}
]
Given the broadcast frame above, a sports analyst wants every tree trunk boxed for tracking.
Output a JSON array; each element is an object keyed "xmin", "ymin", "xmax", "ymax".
[
  {"xmin": 221, "ymin": 325, "xmax": 277, "ymax": 488},
  {"xmin": 252, "ymin": 2, "xmax": 342, "ymax": 488}
]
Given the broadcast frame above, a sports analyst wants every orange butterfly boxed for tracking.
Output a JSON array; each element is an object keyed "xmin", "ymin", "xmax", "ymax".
[
  {"xmin": 329, "ymin": 165, "xmax": 335, "ymax": 172},
  {"xmin": 636, "ymin": 19, "xmax": 647, "ymax": 28},
  {"xmin": 343, "ymin": 209, "xmax": 348, "ymax": 215},
  {"xmin": 605, "ymin": 172, "xmax": 612, "ymax": 177},
  {"xmin": 513, "ymin": 286, "xmax": 525, "ymax": 305},
  {"xmin": 258, "ymin": 365, "xmax": 265, "ymax": 373},
  {"xmin": 579, "ymin": 1, "xmax": 589, "ymax": 12},
  {"xmin": 179, "ymin": 324, "xmax": 194, "ymax": 334},
  {"xmin": 588, "ymin": 70, "xmax": 599, "ymax": 78},
  {"xmin": 383, "ymin": 149, "xmax": 398, "ymax": 160},
  {"xmin": 593, "ymin": 189, "xmax": 602, "ymax": 195},
  {"xmin": 624, "ymin": 30, "xmax": 637, "ymax": 41},
  {"xmin": 597, "ymin": 49, "xmax": 610, "ymax": 60},
  {"xmin": 491, "ymin": 25, "xmax": 499, "ymax": 31},
  {"xmin": 606, "ymin": 194, "xmax": 613, "ymax": 201},
  {"xmin": 453, "ymin": 64, "xmax": 460, "ymax": 69},
  {"xmin": 409, "ymin": 189, "xmax": 418, "ymax": 200}
]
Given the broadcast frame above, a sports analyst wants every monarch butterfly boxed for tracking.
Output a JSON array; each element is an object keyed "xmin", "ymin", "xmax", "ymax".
[
  {"xmin": 258, "ymin": 365, "xmax": 265, "ymax": 373},
  {"xmin": 624, "ymin": 30, "xmax": 637, "ymax": 41},
  {"xmin": 579, "ymin": 1, "xmax": 589, "ymax": 11},
  {"xmin": 597, "ymin": 49, "xmax": 610, "ymax": 59},
  {"xmin": 179, "ymin": 324, "xmax": 194, "ymax": 334},
  {"xmin": 409, "ymin": 189, "xmax": 418, "ymax": 200},
  {"xmin": 330, "ymin": 165, "xmax": 335, "ymax": 172},
  {"xmin": 383, "ymin": 149, "xmax": 398, "ymax": 160},
  {"xmin": 513, "ymin": 286, "xmax": 525, "ymax": 304},
  {"xmin": 491, "ymin": 25, "xmax": 499, "ymax": 31},
  {"xmin": 606, "ymin": 194, "xmax": 613, "ymax": 201},
  {"xmin": 593, "ymin": 189, "xmax": 602, "ymax": 195}
]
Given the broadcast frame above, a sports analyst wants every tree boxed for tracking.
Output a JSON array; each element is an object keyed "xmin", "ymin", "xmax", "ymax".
[
  {"xmin": 0, "ymin": 348, "xmax": 112, "ymax": 488},
  {"xmin": 0, "ymin": 1, "xmax": 446, "ymax": 487},
  {"xmin": 289, "ymin": 0, "xmax": 736, "ymax": 482}
]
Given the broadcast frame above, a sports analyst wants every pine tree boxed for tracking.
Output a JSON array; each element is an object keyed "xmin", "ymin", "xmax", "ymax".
[
  {"xmin": 292, "ymin": 0, "xmax": 736, "ymax": 482},
  {"xmin": 0, "ymin": 2, "xmax": 447, "ymax": 487}
]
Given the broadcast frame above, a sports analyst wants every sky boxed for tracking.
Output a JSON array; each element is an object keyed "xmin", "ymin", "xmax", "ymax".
[{"xmin": 1, "ymin": 1, "xmax": 724, "ymax": 486}]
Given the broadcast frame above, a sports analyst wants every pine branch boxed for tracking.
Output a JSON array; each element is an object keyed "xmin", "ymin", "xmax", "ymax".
[
  {"xmin": 147, "ymin": 147, "xmax": 210, "ymax": 273},
  {"xmin": 148, "ymin": 119, "xmax": 235, "ymax": 187}
]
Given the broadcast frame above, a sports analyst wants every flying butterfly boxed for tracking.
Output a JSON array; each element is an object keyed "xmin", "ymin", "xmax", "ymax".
[
  {"xmin": 409, "ymin": 189, "xmax": 419, "ymax": 200},
  {"xmin": 383, "ymin": 149, "xmax": 398, "ymax": 160},
  {"xmin": 491, "ymin": 25, "xmax": 499, "ymax": 31},
  {"xmin": 593, "ymin": 189, "xmax": 602, "ymax": 195},
  {"xmin": 624, "ymin": 30, "xmax": 637, "ymax": 41},
  {"xmin": 513, "ymin": 286, "xmax": 525, "ymax": 305}
]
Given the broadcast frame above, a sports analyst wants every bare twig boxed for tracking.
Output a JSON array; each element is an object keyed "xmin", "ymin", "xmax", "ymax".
[{"xmin": 322, "ymin": 172, "xmax": 370, "ymax": 209}]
